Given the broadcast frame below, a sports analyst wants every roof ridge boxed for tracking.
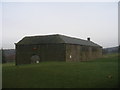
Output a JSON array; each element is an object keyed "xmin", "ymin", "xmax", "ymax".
[
  {"xmin": 25, "ymin": 34, "xmax": 62, "ymax": 38},
  {"xmin": 59, "ymin": 34, "xmax": 88, "ymax": 42},
  {"xmin": 16, "ymin": 34, "xmax": 102, "ymax": 47}
]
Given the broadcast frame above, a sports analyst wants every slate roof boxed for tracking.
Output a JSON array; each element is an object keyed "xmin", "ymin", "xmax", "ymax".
[{"xmin": 16, "ymin": 34, "xmax": 102, "ymax": 47}]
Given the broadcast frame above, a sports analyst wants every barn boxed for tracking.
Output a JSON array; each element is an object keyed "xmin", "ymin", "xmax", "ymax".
[{"xmin": 15, "ymin": 34, "xmax": 102, "ymax": 65}]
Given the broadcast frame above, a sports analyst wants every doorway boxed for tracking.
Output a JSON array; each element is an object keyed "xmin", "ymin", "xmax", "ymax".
[{"xmin": 31, "ymin": 55, "xmax": 40, "ymax": 63}]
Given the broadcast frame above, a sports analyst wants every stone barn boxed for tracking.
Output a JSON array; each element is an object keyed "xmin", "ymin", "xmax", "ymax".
[{"xmin": 15, "ymin": 34, "xmax": 102, "ymax": 65}]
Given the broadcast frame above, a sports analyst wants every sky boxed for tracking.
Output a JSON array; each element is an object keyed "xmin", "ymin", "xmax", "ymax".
[{"xmin": 0, "ymin": 0, "xmax": 119, "ymax": 49}]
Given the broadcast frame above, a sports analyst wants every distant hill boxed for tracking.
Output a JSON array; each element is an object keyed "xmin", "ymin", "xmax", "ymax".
[
  {"xmin": 1, "ymin": 49, "xmax": 15, "ymax": 63},
  {"xmin": 103, "ymin": 46, "xmax": 119, "ymax": 54},
  {"xmin": 4, "ymin": 49, "xmax": 15, "ymax": 56},
  {"xmin": 0, "ymin": 50, "xmax": 2, "ymax": 63}
]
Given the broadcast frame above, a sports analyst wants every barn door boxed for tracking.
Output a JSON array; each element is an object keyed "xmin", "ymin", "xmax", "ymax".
[{"xmin": 31, "ymin": 55, "xmax": 40, "ymax": 63}]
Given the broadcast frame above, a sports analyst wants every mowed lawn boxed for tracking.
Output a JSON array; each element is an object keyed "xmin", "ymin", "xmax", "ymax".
[{"xmin": 2, "ymin": 54, "xmax": 119, "ymax": 88}]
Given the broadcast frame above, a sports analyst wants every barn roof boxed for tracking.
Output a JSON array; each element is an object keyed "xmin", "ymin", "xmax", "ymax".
[{"xmin": 16, "ymin": 34, "xmax": 102, "ymax": 47}]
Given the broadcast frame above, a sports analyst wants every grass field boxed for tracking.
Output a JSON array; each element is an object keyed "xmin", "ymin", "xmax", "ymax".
[{"xmin": 2, "ymin": 54, "xmax": 119, "ymax": 88}]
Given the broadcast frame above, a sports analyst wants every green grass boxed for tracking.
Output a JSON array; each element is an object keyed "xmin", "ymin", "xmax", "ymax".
[{"xmin": 2, "ymin": 54, "xmax": 119, "ymax": 88}]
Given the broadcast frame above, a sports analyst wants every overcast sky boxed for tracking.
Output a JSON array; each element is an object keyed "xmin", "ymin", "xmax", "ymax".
[{"xmin": 0, "ymin": 1, "xmax": 118, "ymax": 49}]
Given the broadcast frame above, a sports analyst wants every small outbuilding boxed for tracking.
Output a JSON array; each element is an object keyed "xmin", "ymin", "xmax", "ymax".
[{"xmin": 15, "ymin": 34, "xmax": 102, "ymax": 65}]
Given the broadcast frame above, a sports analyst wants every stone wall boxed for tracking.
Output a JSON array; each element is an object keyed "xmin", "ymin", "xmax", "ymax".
[
  {"xmin": 16, "ymin": 44, "xmax": 102, "ymax": 65},
  {"xmin": 66, "ymin": 44, "xmax": 102, "ymax": 62},
  {"xmin": 16, "ymin": 44, "xmax": 66, "ymax": 65}
]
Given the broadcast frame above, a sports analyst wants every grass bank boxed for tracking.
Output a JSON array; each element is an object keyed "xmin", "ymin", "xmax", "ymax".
[{"xmin": 2, "ymin": 54, "xmax": 118, "ymax": 88}]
